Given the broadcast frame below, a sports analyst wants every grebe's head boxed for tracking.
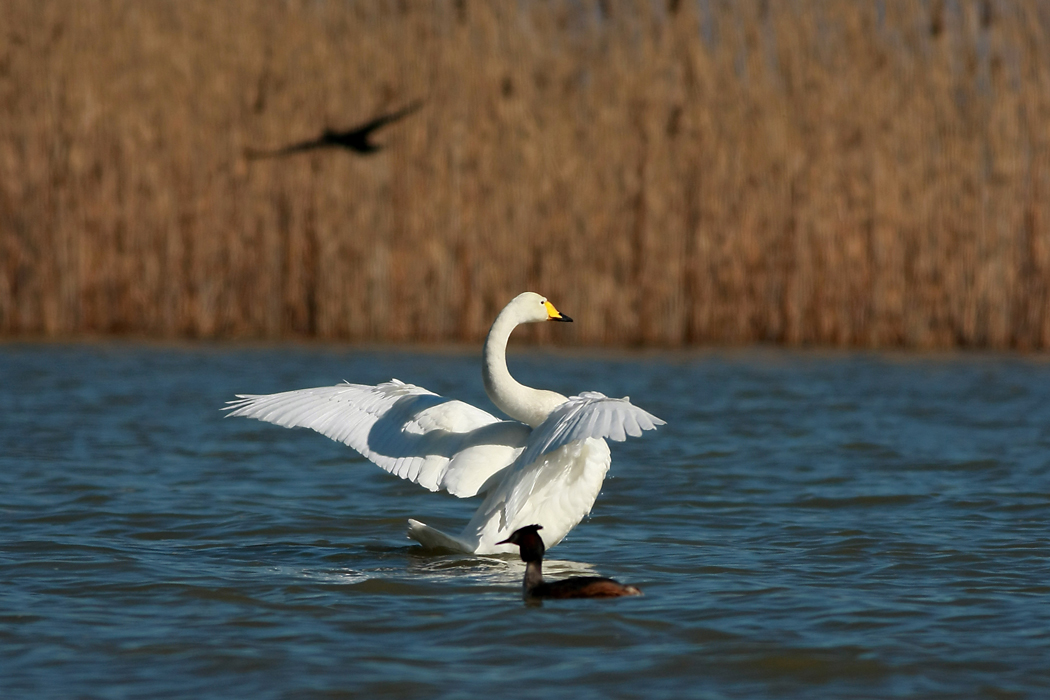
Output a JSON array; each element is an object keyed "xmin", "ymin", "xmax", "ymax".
[{"xmin": 498, "ymin": 524, "xmax": 546, "ymax": 562}]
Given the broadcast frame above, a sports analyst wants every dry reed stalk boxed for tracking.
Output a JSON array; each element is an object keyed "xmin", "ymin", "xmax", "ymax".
[{"xmin": 1, "ymin": 0, "xmax": 1049, "ymax": 348}]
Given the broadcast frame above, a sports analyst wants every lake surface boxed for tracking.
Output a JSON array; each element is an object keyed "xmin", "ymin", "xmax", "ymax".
[{"xmin": 2, "ymin": 343, "xmax": 1049, "ymax": 699}]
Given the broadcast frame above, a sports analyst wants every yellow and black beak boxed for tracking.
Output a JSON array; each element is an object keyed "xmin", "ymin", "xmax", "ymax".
[{"xmin": 544, "ymin": 300, "xmax": 573, "ymax": 323}]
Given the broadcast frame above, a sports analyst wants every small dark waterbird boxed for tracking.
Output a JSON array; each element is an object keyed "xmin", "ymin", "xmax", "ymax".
[
  {"xmin": 498, "ymin": 525, "xmax": 643, "ymax": 600},
  {"xmin": 245, "ymin": 101, "xmax": 422, "ymax": 159}
]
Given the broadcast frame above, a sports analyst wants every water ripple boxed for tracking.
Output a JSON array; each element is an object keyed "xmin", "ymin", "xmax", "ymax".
[{"xmin": 2, "ymin": 345, "xmax": 1049, "ymax": 698}]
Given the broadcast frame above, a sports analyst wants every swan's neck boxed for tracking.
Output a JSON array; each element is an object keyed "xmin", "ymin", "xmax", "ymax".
[
  {"xmin": 523, "ymin": 561, "xmax": 544, "ymax": 595},
  {"xmin": 482, "ymin": 310, "xmax": 567, "ymax": 427}
]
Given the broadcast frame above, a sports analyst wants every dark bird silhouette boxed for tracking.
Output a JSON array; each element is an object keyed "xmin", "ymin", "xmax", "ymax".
[
  {"xmin": 498, "ymin": 525, "xmax": 643, "ymax": 601},
  {"xmin": 245, "ymin": 101, "xmax": 422, "ymax": 159}
]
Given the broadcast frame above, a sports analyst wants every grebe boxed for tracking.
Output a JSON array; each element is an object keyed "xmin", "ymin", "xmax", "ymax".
[
  {"xmin": 499, "ymin": 525, "xmax": 642, "ymax": 599},
  {"xmin": 226, "ymin": 292, "xmax": 664, "ymax": 554}
]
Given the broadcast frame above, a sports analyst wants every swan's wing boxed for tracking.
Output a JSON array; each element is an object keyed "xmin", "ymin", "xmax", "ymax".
[
  {"xmin": 493, "ymin": 392, "xmax": 665, "ymax": 528},
  {"xmin": 514, "ymin": 391, "xmax": 665, "ymax": 469},
  {"xmin": 225, "ymin": 380, "xmax": 530, "ymax": 498}
]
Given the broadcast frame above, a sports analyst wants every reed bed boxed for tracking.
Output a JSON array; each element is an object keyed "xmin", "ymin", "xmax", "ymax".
[{"xmin": 2, "ymin": 0, "xmax": 1050, "ymax": 348}]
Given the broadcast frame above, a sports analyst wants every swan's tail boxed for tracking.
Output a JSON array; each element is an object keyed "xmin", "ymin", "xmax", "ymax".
[{"xmin": 406, "ymin": 519, "xmax": 475, "ymax": 553}]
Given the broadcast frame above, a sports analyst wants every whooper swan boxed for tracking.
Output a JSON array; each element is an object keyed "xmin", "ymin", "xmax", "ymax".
[{"xmin": 225, "ymin": 292, "xmax": 664, "ymax": 554}]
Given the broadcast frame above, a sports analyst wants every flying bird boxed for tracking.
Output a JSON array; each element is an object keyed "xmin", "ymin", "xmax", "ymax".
[
  {"xmin": 245, "ymin": 101, "xmax": 422, "ymax": 158},
  {"xmin": 225, "ymin": 292, "xmax": 664, "ymax": 555}
]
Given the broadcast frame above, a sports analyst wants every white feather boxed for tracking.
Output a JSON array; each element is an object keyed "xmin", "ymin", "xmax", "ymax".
[{"xmin": 227, "ymin": 381, "xmax": 530, "ymax": 499}]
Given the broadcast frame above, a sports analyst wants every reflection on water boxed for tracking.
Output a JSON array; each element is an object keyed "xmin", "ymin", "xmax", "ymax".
[
  {"xmin": 406, "ymin": 551, "xmax": 599, "ymax": 586},
  {"xmin": 2, "ymin": 343, "xmax": 1049, "ymax": 699}
]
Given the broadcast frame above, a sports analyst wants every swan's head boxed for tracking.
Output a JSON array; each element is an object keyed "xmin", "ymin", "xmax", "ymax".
[
  {"xmin": 497, "ymin": 524, "xmax": 546, "ymax": 562},
  {"xmin": 509, "ymin": 292, "xmax": 573, "ymax": 325}
]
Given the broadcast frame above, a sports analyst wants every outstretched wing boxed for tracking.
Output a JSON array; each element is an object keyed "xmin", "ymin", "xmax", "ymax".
[
  {"xmin": 225, "ymin": 380, "xmax": 531, "ymax": 498},
  {"xmin": 493, "ymin": 392, "xmax": 665, "ymax": 532},
  {"xmin": 515, "ymin": 391, "xmax": 665, "ymax": 470}
]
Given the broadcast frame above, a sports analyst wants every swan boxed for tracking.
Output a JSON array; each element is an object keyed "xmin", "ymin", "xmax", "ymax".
[{"xmin": 225, "ymin": 292, "xmax": 664, "ymax": 554}]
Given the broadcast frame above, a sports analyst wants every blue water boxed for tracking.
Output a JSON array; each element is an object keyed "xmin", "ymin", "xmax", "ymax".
[{"xmin": 2, "ymin": 343, "xmax": 1049, "ymax": 699}]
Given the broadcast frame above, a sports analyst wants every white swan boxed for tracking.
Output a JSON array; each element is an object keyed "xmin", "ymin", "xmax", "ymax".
[{"xmin": 225, "ymin": 292, "xmax": 664, "ymax": 554}]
